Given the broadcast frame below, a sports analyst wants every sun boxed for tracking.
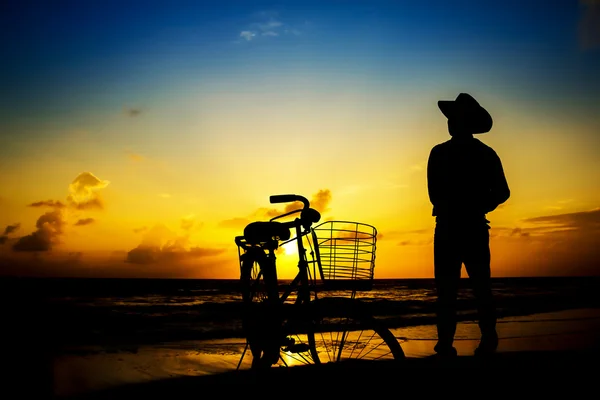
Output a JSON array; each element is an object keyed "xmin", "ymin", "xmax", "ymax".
[{"xmin": 281, "ymin": 240, "xmax": 298, "ymax": 256}]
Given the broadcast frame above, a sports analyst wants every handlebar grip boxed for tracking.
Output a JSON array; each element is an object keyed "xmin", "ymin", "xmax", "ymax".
[
  {"xmin": 235, "ymin": 236, "xmax": 245, "ymax": 247},
  {"xmin": 270, "ymin": 194, "xmax": 307, "ymax": 206}
]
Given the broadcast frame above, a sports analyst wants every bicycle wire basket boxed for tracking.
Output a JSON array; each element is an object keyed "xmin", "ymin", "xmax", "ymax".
[{"xmin": 311, "ymin": 220, "xmax": 377, "ymax": 292}]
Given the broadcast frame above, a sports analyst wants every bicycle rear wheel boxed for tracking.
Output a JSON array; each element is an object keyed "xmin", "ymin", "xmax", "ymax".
[{"xmin": 239, "ymin": 250, "xmax": 319, "ymax": 368}]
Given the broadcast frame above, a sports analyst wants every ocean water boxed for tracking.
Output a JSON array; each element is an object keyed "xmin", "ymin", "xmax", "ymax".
[{"xmin": 2, "ymin": 276, "xmax": 599, "ymax": 349}]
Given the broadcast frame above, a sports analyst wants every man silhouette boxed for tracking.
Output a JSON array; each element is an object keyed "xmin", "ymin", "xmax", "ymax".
[{"xmin": 427, "ymin": 93, "xmax": 510, "ymax": 357}]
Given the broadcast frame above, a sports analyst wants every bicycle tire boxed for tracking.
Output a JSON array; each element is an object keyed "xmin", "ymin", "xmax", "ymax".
[
  {"xmin": 307, "ymin": 297, "xmax": 405, "ymax": 365},
  {"xmin": 239, "ymin": 250, "xmax": 320, "ymax": 368}
]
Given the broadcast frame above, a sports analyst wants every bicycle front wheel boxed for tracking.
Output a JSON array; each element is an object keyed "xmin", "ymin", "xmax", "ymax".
[{"xmin": 308, "ymin": 297, "xmax": 405, "ymax": 365}]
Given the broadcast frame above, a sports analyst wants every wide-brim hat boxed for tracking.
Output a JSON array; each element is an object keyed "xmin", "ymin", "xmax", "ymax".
[{"xmin": 438, "ymin": 93, "xmax": 493, "ymax": 134}]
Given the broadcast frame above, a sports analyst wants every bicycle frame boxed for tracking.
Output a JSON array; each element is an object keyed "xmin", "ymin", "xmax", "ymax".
[
  {"xmin": 237, "ymin": 194, "xmax": 321, "ymax": 304},
  {"xmin": 236, "ymin": 194, "xmax": 404, "ymax": 369},
  {"xmin": 273, "ymin": 215, "xmax": 319, "ymax": 305},
  {"xmin": 235, "ymin": 195, "xmax": 322, "ymax": 367}
]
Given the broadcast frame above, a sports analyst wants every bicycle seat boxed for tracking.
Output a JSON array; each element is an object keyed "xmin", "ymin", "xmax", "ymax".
[{"xmin": 243, "ymin": 221, "xmax": 291, "ymax": 244}]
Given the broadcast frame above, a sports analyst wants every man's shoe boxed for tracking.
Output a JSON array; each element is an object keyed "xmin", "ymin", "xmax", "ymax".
[
  {"xmin": 433, "ymin": 343, "xmax": 458, "ymax": 358},
  {"xmin": 474, "ymin": 333, "xmax": 498, "ymax": 356}
]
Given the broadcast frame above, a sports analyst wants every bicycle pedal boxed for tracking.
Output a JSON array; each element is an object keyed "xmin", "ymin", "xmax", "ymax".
[{"xmin": 284, "ymin": 343, "xmax": 310, "ymax": 353}]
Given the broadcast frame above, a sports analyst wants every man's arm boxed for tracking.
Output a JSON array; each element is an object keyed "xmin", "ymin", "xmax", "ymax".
[
  {"xmin": 427, "ymin": 146, "xmax": 444, "ymax": 216},
  {"xmin": 484, "ymin": 151, "xmax": 510, "ymax": 213}
]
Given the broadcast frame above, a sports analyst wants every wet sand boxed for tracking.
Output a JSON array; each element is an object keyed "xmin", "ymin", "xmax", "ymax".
[
  {"xmin": 43, "ymin": 307, "xmax": 600, "ymax": 399},
  {"xmin": 64, "ymin": 349, "xmax": 600, "ymax": 399}
]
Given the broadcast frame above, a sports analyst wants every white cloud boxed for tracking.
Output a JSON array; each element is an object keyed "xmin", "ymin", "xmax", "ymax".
[
  {"xmin": 284, "ymin": 28, "xmax": 302, "ymax": 36},
  {"xmin": 255, "ymin": 20, "xmax": 283, "ymax": 31},
  {"xmin": 236, "ymin": 12, "xmax": 303, "ymax": 43},
  {"xmin": 240, "ymin": 30, "xmax": 256, "ymax": 41}
]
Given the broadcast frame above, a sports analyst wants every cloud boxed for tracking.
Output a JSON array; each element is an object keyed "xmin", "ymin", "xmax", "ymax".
[
  {"xmin": 125, "ymin": 224, "xmax": 226, "ymax": 265},
  {"xmin": 219, "ymin": 217, "xmax": 251, "ymax": 230},
  {"xmin": 222, "ymin": 190, "xmax": 333, "ymax": 240},
  {"xmin": 310, "ymin": 189, "xmax": 332, "ymax": 213},
  {"xmin": 374, "ymin": 228, "xmax": 432, "ymax": 246},
  {"xmin": 137, "ymin": 224, "xmax": 174, "ymax": 248},
  {"xmin": 123, "ymin": 106, "xmax": 142, "ymax": 117},
  {"xmin": 397, "ymin": 238, "xmax": 433, "ymax": 246},
  {"xmin": 490, "ymin": 209, "xmax": 600, "ymax": 239},
  {"xmin": 387, "ymin": 227, "xmax": 433, "ymax": 246},
  {"xmin": 240, "ymin": 30, "xmax": 256, "ymax": 41},
  {"xmin": 12, "ymin": 210, "xmax": 64, "ymax": 252},
  {"xmin": 237, "ymin": 11, "xmax": 302, "ymax": 43},
  {"xmin": 125, "ymin": 224, "xmax": 175, "ymax": 264},
  {"xmin": 254, "ymin": 20, "xmax": 283, "ymax": 31},
  {"xmin": 67, "ymin": 172, "xmax": 110, "ymax": 210},
  {"xmin": 256, "ymin": 189, "xmax": 333, "ymax": 219},
  {"xmin": 0, "ymin": 249, "xmax": 236, "ymax": 279},
  {"xmin": 74, "ymin": 218, "xmax": 95, "ymax": 226},
  {"xmin": 509, "ymin": 227, "xmax": 530, "ymax": 238},
  {"xmin": 180, "ymin": 215, "xmax": 196, "ymax": 231},
  {"xmin": 284, "ymin": 28, "xmax": 302, "ymax": 36},
  {"xmin": 579, "ymin": 0, "xmax": 600, "ymax": 50},
  {"xmin": 3, "ymin": 223, "xmax": 20, "ymax": 236},
  {"xmin": 28, "ymin": 200, "xmax": 65, "ymax": 209},
  {"xmin": 26, "ymin": 172, "xmax": 108, "ymax": 229},
  {"xmin": 10, "ymin": 172, "xmax": 109, "ymax": 253},
  {"xmin": 187, "ymin": 247, "xmax": 227, "ymax": 257},
  {"xmin": 490, "ymin": 208, "xmax": 600, "ymax": 276},
  {"xmin": 133, "ymin": 226, "xmax": 147, "ymax": 234},
  {"xmin": 0, "ymin": 251, "xmax": 83, "ymax": 277},
  {"xmin": 255, "ymin": 20, "xmax": 282, "ymax": 37},
  {"xmin": 126, "ymin": 152, "xmax": 145, "ymax": 162},
  {"xmin": 522, "ymin": 208, "xmax": 600, "ymax": 231},
  {"xmin": 126, "ymin": 246, "xmax": 160, "ymax": 264}
]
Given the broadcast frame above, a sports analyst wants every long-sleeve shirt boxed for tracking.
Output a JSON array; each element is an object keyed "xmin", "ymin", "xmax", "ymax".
[{"xmin": 427, "ymin": 137, "xmax": 510, "ymax": 223}]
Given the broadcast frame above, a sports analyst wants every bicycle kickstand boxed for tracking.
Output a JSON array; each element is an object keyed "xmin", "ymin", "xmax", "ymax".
[{"xmin": 237, "ymin": 341, "xmax": 250, "ymax": 370}]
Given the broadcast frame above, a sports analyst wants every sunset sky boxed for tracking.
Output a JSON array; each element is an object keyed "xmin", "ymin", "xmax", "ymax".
[{"xmin": 1, "ymin": 0, "xmax": 599, "ymax": 279}]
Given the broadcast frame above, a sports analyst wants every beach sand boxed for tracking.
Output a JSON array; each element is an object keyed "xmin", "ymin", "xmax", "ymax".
[
  {"xmin": 34, "ymin": 307, "xmax": 598, "ymax": 399},
  {"xmin": 3, "ymin": 307, "xmax": 598, "ymax": 398}
]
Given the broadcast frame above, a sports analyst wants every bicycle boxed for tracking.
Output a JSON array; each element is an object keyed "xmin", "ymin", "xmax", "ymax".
[{"xmin": 235, "ymin": 194, "xmax": 405, "ymax": 369}]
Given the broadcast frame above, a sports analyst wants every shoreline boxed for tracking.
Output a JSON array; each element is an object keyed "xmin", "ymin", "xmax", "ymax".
[
  {"xmin": 48, "ymin": 301, "xmax": 600, "ymax": 351},
  {"xmin": 47, "ymin": 307, "xmax": 600, "ymax": 398}
]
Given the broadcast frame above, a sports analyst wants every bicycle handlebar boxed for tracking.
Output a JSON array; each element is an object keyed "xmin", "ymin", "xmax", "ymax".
[
  {"xmin": 270, "ymin": 194, "xmax": 309, "ymax": 208},
  {"xmin": 269, "ymin": 194, "xmax": 319, "ymax": 225},
  {"xmin": 237, "ymin": 194, "xmax": 321, "ymax": 249}
]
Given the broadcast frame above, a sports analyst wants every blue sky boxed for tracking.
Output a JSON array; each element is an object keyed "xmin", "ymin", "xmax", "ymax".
[{"xmin": 2, "ymin": 0, "xmax": 598, "ymax": 126}]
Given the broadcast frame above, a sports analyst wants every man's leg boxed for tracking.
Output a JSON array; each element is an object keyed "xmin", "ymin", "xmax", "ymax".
[
  {"xmin": 463, "ymin": 224, "xmax": 498, "ymax": 354},
  {"xmin": 433, "ymin": 223, "xmax": 462, "ymax": 355}
]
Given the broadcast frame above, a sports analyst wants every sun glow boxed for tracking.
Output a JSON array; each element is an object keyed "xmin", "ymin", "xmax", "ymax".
[{"xmin": 281, "ymin": 240, "xmax": 298, "ymax": 256}]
